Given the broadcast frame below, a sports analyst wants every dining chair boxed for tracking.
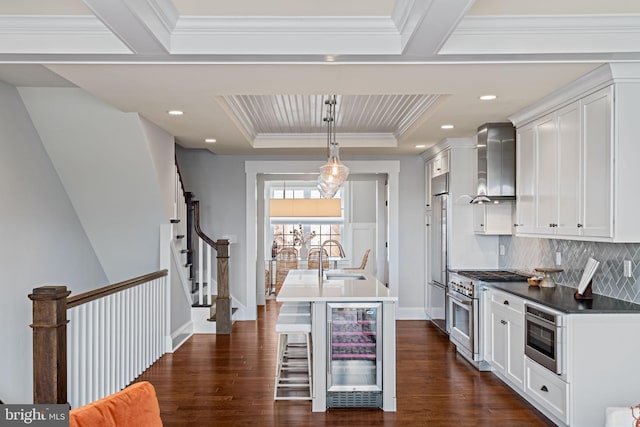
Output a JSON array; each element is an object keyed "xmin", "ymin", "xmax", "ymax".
[
  {"xmin": 344, "ymin": 249, "xmax": 371, "ymax": 270},
  {"xmin": 307, "ymin": 248, "xmax": 329, "ymax": 270},
  {"xmin": 276, "ymin": 247, "xmax": 299, "ymax": 294}
]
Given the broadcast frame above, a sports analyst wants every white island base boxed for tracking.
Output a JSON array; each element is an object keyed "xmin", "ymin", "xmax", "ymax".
[{"xmin": 277, "ymin": 269, "xmax": 397, "ymax": 412}]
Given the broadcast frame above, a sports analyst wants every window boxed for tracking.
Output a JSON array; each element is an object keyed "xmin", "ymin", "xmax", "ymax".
[{"xmin": 269, "ymin": 184, "xmax": 344, "ymax": 257}]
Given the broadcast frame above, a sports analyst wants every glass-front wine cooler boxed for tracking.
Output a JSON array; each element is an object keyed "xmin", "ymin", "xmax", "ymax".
[{"xmin": 326, "ymin": 302, "xmax": 382, "ymax": 408}]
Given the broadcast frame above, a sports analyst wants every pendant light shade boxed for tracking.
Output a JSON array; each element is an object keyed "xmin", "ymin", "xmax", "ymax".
[{"xmin": 318, "ymin": 95, "xmax": 349, "ymax": 198}]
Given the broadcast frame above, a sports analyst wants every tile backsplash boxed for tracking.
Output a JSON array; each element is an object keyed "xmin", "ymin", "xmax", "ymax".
[{"xmin": 499, "ymin": 236, "xmax": 640, "ymax": 303}]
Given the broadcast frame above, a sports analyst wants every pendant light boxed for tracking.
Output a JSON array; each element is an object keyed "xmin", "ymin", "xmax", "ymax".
[{"xmin": 318, "ymin": 95, "xmax": 349, "ymax": 198}]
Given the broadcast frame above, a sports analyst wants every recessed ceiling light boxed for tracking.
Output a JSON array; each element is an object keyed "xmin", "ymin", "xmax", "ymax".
[
  {"xmin": 480, "ymin": 95, "xmax": 497, "ymax": 101},
  {"xmin": 415, "ymin": 144, "xmax": 426, "ymax": 149},
  {"xmin": 204, "ymin": 138, "xmax": 217, "ymax": 143},
  {"xmin": 325, "ymin": 55, "xmax": 336, "ymax": 62},
  {"xmin": 167, "ymin": 110, "xmax": 183, "ymax": 116},
  {"xmin": 441, "ymin": 124, "xmax": 454, "ymax": 129}
]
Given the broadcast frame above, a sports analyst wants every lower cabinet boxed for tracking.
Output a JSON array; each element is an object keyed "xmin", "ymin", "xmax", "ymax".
[
  {"xmin": 483, "ymin": 289, "xmax": 640, "ymax": 427},
  {"xmin": 525, "ymin": 358, "xmax": 568, "ymax": 424},
  {"xmin": 486, "ymin": 289, "xmax": 525, "ymax": 390}
]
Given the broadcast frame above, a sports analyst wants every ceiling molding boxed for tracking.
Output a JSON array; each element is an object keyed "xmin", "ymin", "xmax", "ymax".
[
  {"xmin": 401, "ymin": 0, "xmax": 475, "ymax": 56},
  {"xmin": 252, "ymin": 133, "xmax": 397, "ymax": 149},
  {"xmin": 171, "ymin": 16, "xmax": 400, "ymax": 54},
  {"xmin": 441, "ymin": 14, "xmax": 640, "ymax": 54},
  {"xmin": 0, "ymin": 15, "xmax": 131, "ymax": 54},
  {"xmin": 82, "ymin": 0, "xmax": 170, "ymax": 54}
]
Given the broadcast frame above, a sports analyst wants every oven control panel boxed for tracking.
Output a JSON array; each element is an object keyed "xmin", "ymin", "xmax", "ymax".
[{"xmin": 449, "ymin": 274, "xmax": 474, "ymax": 298}]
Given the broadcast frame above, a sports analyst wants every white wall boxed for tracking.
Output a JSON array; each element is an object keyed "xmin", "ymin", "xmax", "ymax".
[
  {"xmin": 0, "ymin": 81, "xmax": 108, "ymax": 403},
  {"xmin": 175, "ymin": 149, "xmax": 427, "ymax": 319},
  {"xmin": 18, "ymin": 87, "xmax": 171, "ymax": 282},
  {"xmin": 140, "ymin": 117, "xmax": 176, "ymax": 219}
]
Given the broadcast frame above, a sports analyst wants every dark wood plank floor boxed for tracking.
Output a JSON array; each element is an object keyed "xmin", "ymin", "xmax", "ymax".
[{"xmin": 136, "ymin": 300, "xmax": 554, "ymax": 426}]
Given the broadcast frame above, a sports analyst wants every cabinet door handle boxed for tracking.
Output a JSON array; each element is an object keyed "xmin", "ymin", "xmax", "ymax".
[
  {"xmin": 503, "ymin": 300, "xmax": 509, "ymax": 305},
  {"xmin": 500, "ymin": 320, "xmax": 507, "ymax": 325},
  {"xmin": 480, "ymin": 224, "xmax": 484, "ymax": 227},
  {"xmin": 577, "ymin": 223, "xmax": 583, "ymax": 228},
  {"xmin": 513, "ymin": 224, "xmax": 519, "ymax": 227},
  {"xmin": 540, "ymin": 385, "xmax": 549, "ymax": 392}
]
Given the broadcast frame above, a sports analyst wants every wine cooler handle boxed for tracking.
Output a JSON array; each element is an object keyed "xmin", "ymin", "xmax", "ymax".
[{"xmin": 327, "ymin": 321, "xmax": 333, "ymax": 377}]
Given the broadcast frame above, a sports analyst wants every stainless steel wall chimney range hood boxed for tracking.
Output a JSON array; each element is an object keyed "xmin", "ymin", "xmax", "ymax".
[{"xmin": 471, "ymin": 122, "xmax": 516, "ymax": 204}]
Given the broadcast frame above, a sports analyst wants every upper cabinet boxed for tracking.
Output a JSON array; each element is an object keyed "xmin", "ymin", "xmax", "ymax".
[
  {"xmin": 514, "ymin": 86, "xmax": 613, "ymax": 240},
  {"xmin": 511, "ymin": 62, "xmax": 640, "ymax": 242},
  {"xmin": 425, "ymin": 161, "xmax": 433, "ymax": 211},
  {"xmin": 430, "ymin": 151, "xmax": 449, "ymax": 177}
]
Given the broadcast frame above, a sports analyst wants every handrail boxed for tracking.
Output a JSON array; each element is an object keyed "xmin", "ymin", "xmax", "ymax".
[
  {"xmin": 67, "ymin": 270, "xmax": 167, "ymax": 309},
  {"xmin": 192, "ymin": 200, "xmax": 227, "ymax": 250},
  {"xmin": 174, "ymin": 156, "xmax": 186, "ymax": 195}
]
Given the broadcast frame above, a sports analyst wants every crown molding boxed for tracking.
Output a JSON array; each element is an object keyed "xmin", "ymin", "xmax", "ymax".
[
  {"xmin": 0, "ymin": 15, "xmax": 131, "ymax": 54},
  {"xmin": 440, "ymin": 14, "xmax": 640, "ymax": 55},
  {"xmin": 252, "ymin": 133, "xmax": 397, "ymax": 149},
  {"xmin": 171, "ymin": 16, "xmax": 401, "ymax": 55},
  {"xmin": 510, "ymin": 62, "xmax": 640, "ymax": 127}
]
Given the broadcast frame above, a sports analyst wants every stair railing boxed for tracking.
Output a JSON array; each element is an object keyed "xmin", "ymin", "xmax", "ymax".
[
  {"xmin": 174, "ymin": 160, "xmax": 231, "ymax": 334},
  {"xmin": 192, "ymin": 200, "xmax": 231, "ymax": 333},
  {"xmin": 28, "ymin": 270, "xmax": 168, "ymax": 407}
]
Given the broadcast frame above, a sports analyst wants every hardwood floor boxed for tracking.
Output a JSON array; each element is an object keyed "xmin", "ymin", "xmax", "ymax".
[{"xmin": 136, "ymin": 300, "xmax": 554, "ymax": 426}]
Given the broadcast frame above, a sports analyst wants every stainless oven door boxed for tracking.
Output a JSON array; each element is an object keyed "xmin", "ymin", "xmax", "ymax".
[
  {"xmin": 448, "ymin": 291, "xmax": 478, "ymax": 359},
  {"xmin": 524, "ymin": 307, "xmax": 563, "ymax": 374}
]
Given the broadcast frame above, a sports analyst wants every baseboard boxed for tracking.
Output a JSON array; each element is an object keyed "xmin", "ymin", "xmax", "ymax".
[
  {"xmin": 396, "ymin": 307, "xmax": 428, "ymax": 320},
  {"xmin": 170, "ymin": 320, "xmax": 194, "ymax": 352}
]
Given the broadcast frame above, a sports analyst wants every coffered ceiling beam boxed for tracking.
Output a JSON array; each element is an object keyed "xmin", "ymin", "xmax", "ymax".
[{"xmin": 81, "ymin": 0, "xmax": 176, "ymax": 54}]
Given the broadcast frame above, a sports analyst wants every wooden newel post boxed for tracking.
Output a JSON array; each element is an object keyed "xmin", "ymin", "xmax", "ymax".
[
  {"xmin": 215, "ymin": 239, "xmax": 232, "ymax": 334},
  {"xmin": 28, "ymin": 286, "xmax": 71, "ymax": 404}
]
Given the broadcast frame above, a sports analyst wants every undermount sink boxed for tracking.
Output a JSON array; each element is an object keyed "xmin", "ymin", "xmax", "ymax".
[{"xmin": 324, "ymin": 272, "xmax": 367, "ymax": 281}]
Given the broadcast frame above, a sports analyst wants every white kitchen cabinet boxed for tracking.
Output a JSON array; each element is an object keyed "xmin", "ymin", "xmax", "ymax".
[
  {"xmin": 425, "ymin": 162, "xmax": 433, "ymax": 211},
  {"xmin": 580, "ymin": 87, "xmax": 613, "ymax": 238},
  {"xmin": 482, "ymin": 285, "xmax": 640, "ymax": 427},
  {"xmin": 555, "ymin": 102, "xmax": 581, "ymax": 236},
  {"xmin": 473, "ymin": 202, "xmax": 513, "ymax": 235},
  {"xmin": 486, "ymin": 289, "xmax": 525, "ymax": 391},
  {"xmin": 525, "ymin": 358, "xmax": 569, "ymax": 424},
  {"xmin": 515, "ymin": 124, "xmax": 536, "ymax": 234},
  {"xmin": 511, "ymin": 63, "xmax": 640, "ymax": 242},
  {"xmin": 534, "ymin": 113, "xmax": 558, "ymax": 234},
  {"xmin": 514, "ymin": 86, "xmax": 615, "ymax": 240},
  {"xmin": 430, "ymin": 151, "xmax": 449, "ymax": 177}
]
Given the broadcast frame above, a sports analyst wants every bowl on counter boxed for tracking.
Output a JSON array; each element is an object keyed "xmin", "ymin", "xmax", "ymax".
[{"xmin": 527, "ymin": 277, "xmax": 542, "ymax": 287}]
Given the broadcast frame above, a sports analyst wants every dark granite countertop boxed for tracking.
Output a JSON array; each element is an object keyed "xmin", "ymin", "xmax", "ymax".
[{"xmin": 488, "ymin": 282, "xmax": 640, "ymax": 314}]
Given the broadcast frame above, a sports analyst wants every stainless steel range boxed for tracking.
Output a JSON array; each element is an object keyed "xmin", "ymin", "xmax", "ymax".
[{"xmin": 448, "ymin": 270, "xmax": 529, "ymax": 370}]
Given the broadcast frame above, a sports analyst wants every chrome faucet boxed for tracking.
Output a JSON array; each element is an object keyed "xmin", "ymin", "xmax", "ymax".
[{"xmin": 319, "ymin": 239, "xmax": 346, "ymax": 280}]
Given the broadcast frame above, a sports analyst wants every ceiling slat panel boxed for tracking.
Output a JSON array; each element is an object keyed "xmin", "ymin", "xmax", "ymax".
[{"xmin": 221, "ymin": 93, "xmax": 440, "ymax": 141}]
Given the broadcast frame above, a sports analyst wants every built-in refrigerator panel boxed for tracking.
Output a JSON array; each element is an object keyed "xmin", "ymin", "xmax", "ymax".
[
  {"xmin": 428, "ymin": 173, "xmax": 449, "ymax": 334},
  {"xmin": 327, "ymin": 302, "xmax": 382, "ymax": 406}
]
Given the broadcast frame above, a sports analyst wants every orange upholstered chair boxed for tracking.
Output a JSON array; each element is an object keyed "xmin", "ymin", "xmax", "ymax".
[{"xmin": 69, "ymin": 381, "xmax": 162, "ymax": 427}]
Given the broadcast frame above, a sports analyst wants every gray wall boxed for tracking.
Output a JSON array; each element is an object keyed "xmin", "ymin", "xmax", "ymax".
[
  {"xmin": 175, "ymin": 148, "xmax": 427, "ymax": 317},
  {"xmin": 0, "ymin": 81, "xmax": 108, "ymax": 403},
  {"xmin": 500, "ymin": 236, "xmax": 640, "ymax": 303}
]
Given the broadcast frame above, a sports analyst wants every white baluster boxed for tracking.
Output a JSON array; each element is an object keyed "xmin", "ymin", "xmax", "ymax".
[
  {"xmin": 198, "ymin": 237, "xmax": 204, "ymax": 305},
  {"xmin": 207, "ymin": 243, "xmax": 212, "ymax": 306}
]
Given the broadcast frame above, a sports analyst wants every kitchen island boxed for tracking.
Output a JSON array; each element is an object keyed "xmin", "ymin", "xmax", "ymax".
[{"xmin": 276, "ymin": 269, "xmax": 397, "ymax": 412}]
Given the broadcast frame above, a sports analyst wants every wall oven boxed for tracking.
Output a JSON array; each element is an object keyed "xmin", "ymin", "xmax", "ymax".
[{"xmin": 524, "ymin": 304, "xmax": 564, "ymax": 375}]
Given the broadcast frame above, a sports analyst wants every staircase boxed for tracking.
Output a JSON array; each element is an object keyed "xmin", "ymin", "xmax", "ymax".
[{"xmin": 173, "ymin": 162, "xmax": 236, "ymax": 334}]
